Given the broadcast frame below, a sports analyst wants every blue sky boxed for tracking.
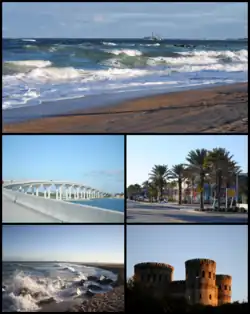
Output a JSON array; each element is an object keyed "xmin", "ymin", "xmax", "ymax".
[
  {"xmin": 3, "ymin": 135, "xmax": 124, "ymax": 193},
  {"xmin": 3, "ymin": 2, "xmax": 247, "ymax": 39},
  {"xmin": 127, "ymin": 225, "xmax": 248, "ymax": 302},
  {"xmin": 3, "ymin": 225, "xmax": 124, "ymax": 263},
  {"xmin": 127, "ymin": 135, "xmax": 248, "ymax": 186}
]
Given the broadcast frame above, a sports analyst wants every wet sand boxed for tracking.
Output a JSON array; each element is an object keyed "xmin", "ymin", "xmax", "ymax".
[{"xmin": 3, "ymin": 83, "xmax": 248, "ymax": 133}]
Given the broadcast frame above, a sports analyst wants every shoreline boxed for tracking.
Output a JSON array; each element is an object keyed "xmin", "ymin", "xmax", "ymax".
[{"xmin": 3, "ymin": 82, "xmax": 248, "ymax": 133}]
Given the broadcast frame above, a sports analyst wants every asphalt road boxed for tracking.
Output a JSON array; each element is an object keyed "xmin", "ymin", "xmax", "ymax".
[
  {"xmin": 2, "ymin": 194, "xmax": 62, "ymax": 223},
  {"xmin": 126, "ymin": 201, "xmax": 248, "ymax": 223}
]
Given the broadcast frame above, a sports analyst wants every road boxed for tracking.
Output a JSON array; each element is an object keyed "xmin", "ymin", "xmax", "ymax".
[
  {"xmin": 2, "ymin": 194, "xmax": 62, "ymax": 223},
  {"xmin": 126, "ymin": 201, "xmax": 248, "ymax": 223}
]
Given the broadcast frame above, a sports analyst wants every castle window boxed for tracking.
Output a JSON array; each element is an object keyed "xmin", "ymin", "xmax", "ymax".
[
  {"xmin": 202, "ymin": 271, "xmax": 205, "ymax": 278},
  {"xmin": 196, "ymin": 271, "xmax": 199, "ymax": 277},
  {"xmin": 209, "ymin": 272, "xmax": 211, "ymax": 278},
  {"xmin": 224, "ymin": 285, "xmax": 227, "ymax": 290},
  {"xmin": 209, "ymin": 295, "xmax": 212, "ymax": 300},
  {"xmin": 213, "ymin": 273, "xmax": 215, "ymax": 280},
  {"xmin": 200, "ymin": 294, "xmax": 202, "ymax": 299},
  {"xmin": 218, "ymin": 285, "xmax": 221, "ymax": 290},
  {"xmin": 229, "ymin": 286, "xmax": 231, "ymax": 291}
]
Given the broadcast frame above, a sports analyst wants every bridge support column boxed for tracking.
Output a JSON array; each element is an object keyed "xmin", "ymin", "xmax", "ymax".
[
  {"xmin": 36, "ymin": 187, "xmax": 39, "ymax": 197},
  {"xmin": 77, "ymin": 188, "xmax": 79, "ymax": 199},
  {"xmin": 59, "ymin": 186, "xmax": 62, "ymax": 200},
  {"xmin": 48, "ymin": 188, "xmax": 51, "ymax": 199},
  {"xmin": 44, "ymin": 189, "xmax": 47, "ymax": 198},
  {"xmin": 56, "ymin": 189, "xmax": 58, "ymax": 200},
  {"xmin": 81, "ymin": 189, "xmax": 83, "ymax": 199},
  {"xmin": 69, "ymin": 187, "xmax": 72, "ymax": 199}
]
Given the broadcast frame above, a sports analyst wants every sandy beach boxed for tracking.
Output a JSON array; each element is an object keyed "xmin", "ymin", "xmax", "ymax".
[{"xmin": 3, "ymin": 83, "xmax": 248, "ymax": 133}]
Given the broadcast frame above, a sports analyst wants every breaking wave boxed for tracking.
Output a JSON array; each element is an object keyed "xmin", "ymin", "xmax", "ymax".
[{"xmin": 2, "ymin": 37, "xmax": 248, "ymax": 110}]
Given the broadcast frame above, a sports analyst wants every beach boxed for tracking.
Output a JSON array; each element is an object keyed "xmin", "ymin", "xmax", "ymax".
[
  {"xmin": 2, "ymin": 261, "xmax": 124, "ymax": 312},
  {"xmin": 3, "ymin": 83, "xmax": 248, "ymax": 133}
]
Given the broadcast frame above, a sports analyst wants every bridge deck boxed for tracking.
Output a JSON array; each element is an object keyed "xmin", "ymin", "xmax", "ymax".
[{"xmin": 2, "ymin": 194, "xmax": 62, "ymax": 223}]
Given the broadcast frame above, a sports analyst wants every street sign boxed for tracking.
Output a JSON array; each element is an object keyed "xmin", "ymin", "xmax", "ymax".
[{"xmin": 227, "ymin": 189, "xmax": 235, "ymax": 197}]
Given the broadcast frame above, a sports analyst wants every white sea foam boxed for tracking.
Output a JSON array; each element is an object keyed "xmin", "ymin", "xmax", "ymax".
[
  {"xmin": 102, "ymin": 41, "xmax": 117, "ymax": 46},
  {"xmin": 106, "ymin": 49, "xmax": 143, "ymax": 56},
  {"xmin": 140, "ymin": 43, "xmax": 160, "ymax": 47},
  {"xmin": 22, "ymin": 39, "xmax": 36, "ymax": 42},
  {"xmin": 5, "ymin": 60, "xmax": 52, "ymax": 68}
]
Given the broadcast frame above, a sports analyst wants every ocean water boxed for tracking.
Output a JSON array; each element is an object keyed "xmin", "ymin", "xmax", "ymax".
[
  {"xmin": 70, "ymin": 198, "xmax": 124, "ymax": 213},
  {"xmin": 2, "ymin": 261, "xmax": 117, "ymax": 312},
  {"xmin": 2, "ymin": 38, "xmax": 248, "ymax": 110}
]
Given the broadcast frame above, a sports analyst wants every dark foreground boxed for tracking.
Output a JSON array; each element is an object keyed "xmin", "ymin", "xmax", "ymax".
[{"xmin": 127, "ymin": 281, "xmax": 248, "ymax": 313}]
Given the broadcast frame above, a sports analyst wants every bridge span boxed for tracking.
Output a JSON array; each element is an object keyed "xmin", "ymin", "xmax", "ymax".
[
  {"xmin": 2, "ymin": 180, "xmax": 123, "ymax": 223},
  {"xmin": 3, "ymin": 180, "xmax": 107, "ymax": 201}
]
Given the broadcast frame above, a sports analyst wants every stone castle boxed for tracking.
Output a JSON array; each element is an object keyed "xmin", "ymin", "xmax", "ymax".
[{"xmin": 134, "ymin": 259, "xmax": 232, "ymax": 306}]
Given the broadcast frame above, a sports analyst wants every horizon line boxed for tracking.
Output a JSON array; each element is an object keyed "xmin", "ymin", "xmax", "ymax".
[{"xmin": 3, "ymin": 37, "xmax": 247, "ymax": 40}]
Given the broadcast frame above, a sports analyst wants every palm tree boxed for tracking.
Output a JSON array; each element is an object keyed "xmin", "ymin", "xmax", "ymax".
[
  {"xmin": 184, "ymin": 169, "xmax": 197, "ymax": 204},
  {"xmin": 167, "ymin": 180, "xmax": 178, "ymax": 201},
  {"xmin": 206, "ymin": 148, "xmax": 240, "ymax": 210},
  {"xmin": 170, "ymin": 164, "xmax": 187, "ymax": 205},
  {"xmin": 127, "ymin": 184, "xmax": 142, "ymax": 199},
  {"xmin": 149, "ymin": 165, "xmax": 171, "ymax": 201},
  {"xmin": 186, "ymin": 149, "xmax": 209, "ymax": 210}
]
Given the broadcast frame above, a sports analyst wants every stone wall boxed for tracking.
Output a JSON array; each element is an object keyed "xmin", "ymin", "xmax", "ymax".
[
  {"xmin": 216, "ymin": 275, "xmax": 232, "ymax": 305},
  {"xmin": 133, "ymin": 259, "xmax": 231, "ymax": 307}
]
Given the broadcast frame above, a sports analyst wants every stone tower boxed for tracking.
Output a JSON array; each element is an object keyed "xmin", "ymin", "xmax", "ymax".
[
  {"xmin": 185, "ymin": 258, "xmax": 218, "ymax": 306},
  {"xmin": 134, "ymin": 262, "xmax": 174, "ymax": 298},
  {"xmin": 216, "ymin": 275, "xmax": 232, "ymax": 305}
]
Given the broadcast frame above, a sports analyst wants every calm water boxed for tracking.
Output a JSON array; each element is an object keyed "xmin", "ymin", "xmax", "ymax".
[
  {"xmin": 3, "ymin": 38, "xmax": 247, "ymax": 110},
  {"xmin": 70, "ymin": 198, "xmax": 124, "ymax": 213},
  {"xmin": 2, "ymin": 261, "xmax": 117, "ymax": 312}
]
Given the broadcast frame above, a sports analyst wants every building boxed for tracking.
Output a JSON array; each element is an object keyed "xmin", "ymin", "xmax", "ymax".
[{"xmin": 133, "ymin": 259, "xmax": 232, "ymax": 307}]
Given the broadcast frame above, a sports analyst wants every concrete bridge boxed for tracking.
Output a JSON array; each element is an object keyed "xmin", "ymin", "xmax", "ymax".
[{"xmin": 3, "ymin": 180, "xmax": 107, "ymax": 201}]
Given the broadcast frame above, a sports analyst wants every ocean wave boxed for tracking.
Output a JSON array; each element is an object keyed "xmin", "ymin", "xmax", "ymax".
[
  {"xmin": 2, "ymin": 267, "xmax": 116, "ymax": 312},
  {"xmin": 105, "ymin": 49, "xmax": 143, "ymax": 56},
  {"xmin": 22, "ymin": 39, "xmax": 36, "ymax": 42},
  {"xmin": 102, "ymin": 41, "xmax": 117, "ymax": 46},
  {"xmin": 140, "ymin": 43, "xmax": 160, "ymax": 47}
]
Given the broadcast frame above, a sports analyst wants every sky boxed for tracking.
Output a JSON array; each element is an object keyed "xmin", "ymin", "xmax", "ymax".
[
  {"xmin": 3, "ymin": 135, "xmax": 124, "ymax": 194},
  {"xmin": 3, "ymin": 225, "xmax": 124, "ymax": 263},
  {"xmin": 127, "ymin": 135, "xmax": 248, "ymax": 186},
  {"xmin": 3, "ymin": 2, "xmax": 247, "ymax": 39},
  {"xmin": 127, "ymin": 225, "xmax": 248, "ymax": 302}
]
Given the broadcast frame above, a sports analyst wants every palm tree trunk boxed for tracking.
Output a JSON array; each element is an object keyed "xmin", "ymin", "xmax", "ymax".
[
  {"xmin": 178, "ymin": 179, "xmax": 182, "ymax": 205},
  {"xmin": 200, "ymin": 175, "xmax": 204, "ymax": 210},
  {"xmin": 217, "ymin": 170, "xmax": 222, "ymax": 210}
]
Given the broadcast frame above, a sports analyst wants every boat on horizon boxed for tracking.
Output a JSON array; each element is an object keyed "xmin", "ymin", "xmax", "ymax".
[{"xmin": 143, "ymin": 32, "xmax": 162, "ymax": 41}]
